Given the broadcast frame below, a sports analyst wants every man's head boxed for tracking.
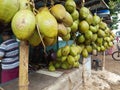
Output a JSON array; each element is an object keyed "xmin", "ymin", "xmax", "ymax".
[{"xmin": 1, "ymin": 31, "xmax": 12, "ymax": 41}]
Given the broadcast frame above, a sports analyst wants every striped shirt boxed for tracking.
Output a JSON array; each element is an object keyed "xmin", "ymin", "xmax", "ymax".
[{"xmin": 0, "ymin": 39, "xmax": 19, "ymax": 70}]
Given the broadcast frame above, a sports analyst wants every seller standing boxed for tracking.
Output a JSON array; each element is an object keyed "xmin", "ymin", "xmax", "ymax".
[{"xmin": 0, "ymin": 30, "xmax": 19, "ymax": 83}]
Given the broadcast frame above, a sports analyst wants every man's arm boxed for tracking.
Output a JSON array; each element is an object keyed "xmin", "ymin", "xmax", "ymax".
[{"xmin": 0, "ymin": 44, "xmax": 6, "ymax": 59}]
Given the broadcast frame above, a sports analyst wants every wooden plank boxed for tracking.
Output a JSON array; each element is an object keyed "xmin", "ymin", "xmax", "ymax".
[{"xmin": 19, "ymin": 41, "xmax": 29, "ymax": 90}]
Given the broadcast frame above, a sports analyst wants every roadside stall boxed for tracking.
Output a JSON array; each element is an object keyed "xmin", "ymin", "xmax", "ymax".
[{"xmin": 0, "ymin": 0, "xmax": 114, "ymax": 90}]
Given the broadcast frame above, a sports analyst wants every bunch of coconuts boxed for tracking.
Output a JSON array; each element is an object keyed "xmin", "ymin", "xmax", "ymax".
[
  {"xmin": 0, "ymin": 0, "xmax": 73, "ymax": 47},
  {"xmin": 75, "ymin": 6, "xmax": 115, "ymax": 58},
  {"xmin": 0, "ymin": 0, "xmax": 115, "ymax": 63},
  {"xmin": 48, "ymin": 44, "xmax": 82, "ymax": 71}
]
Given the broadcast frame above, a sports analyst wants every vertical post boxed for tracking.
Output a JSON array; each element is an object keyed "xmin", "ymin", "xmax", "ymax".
[
  {"xmin": 82, "ymin": 58, "xmax": 86, "ymax": 88},
  {"xmin": 102, "ymin": 51, "xmax": 105, "ymax": 70},
  {"xmin": 19, "ymin": 41, "xmax": 29, "ymax": 90}
]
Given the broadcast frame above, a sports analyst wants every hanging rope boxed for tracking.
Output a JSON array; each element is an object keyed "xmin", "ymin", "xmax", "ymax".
[
  {"xmin": 29, "ymin": 0, "xmax": 48, "ymax": 56},
  {"xmin": 36, "ymin": 24, "xmax": 47, "ymax": 56}
]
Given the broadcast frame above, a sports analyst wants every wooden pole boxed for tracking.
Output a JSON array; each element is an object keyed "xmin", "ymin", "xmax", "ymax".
[
  {"xmin": 102, "ymin": 51, "xmax": 105, "ymax": 70},
  {"xmin": 82, "ymin": 58, "xmax": 86, "ymax": 89},
  {"xmin": 19, "ymin": 41, "xmax": 29, "ymax": 90}
]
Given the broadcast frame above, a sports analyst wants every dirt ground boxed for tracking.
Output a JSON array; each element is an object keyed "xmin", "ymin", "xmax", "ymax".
[
  {"xmin": 85, "ymin": 45, "xmax": 120, "ymax": 90},
  {"xmin": 80, "ymin": 70, "xmax": 120, "ymax": 90},
  {"xmin": 105, "ymin": 54, "xmax": 120, "ymax": 75},
  {"xmin": 80, "ymin": 53, "xmax": 120, "ymax": 90},
  {"xmin": 104, "ymin": 54, "xmax": 120, "ymax": 90}
]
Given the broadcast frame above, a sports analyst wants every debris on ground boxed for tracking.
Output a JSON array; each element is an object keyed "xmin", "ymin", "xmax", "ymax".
[{"xmin": 80, "ymin": 70, "xmax": 120, "ymax": 90}]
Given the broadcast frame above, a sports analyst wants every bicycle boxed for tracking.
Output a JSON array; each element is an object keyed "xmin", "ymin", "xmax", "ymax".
[{"xmin": 112, "ymin": 43, "xmax": 120, "ymax": 61}]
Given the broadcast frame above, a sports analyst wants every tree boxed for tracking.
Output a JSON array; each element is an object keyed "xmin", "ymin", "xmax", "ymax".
[{"xmin": 108, "ymin": 0, "xmax": 120, "ymax": 29}]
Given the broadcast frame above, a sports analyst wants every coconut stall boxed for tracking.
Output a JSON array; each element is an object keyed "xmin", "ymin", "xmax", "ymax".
[{"xmin": 0, "ymin": 0, "xmax": 115, "ymax": 90}]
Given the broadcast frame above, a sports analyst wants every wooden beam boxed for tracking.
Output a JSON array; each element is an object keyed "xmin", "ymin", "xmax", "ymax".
[{"xmin": 19, "ymin": 41, "xmax": 29, "ymax": 90}]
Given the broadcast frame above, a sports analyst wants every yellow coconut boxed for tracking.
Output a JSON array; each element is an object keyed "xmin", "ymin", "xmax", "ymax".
[
  {"xmin": 36, "ymin": 7, "xmax": 58, "ymax": 38},
  {"xmin": 50, "ymin": 4, "xmax": 66, "ymax": 21},
  {"xmin": 11, "ymin": 10, "xmax": 36, "ymax": 40}
]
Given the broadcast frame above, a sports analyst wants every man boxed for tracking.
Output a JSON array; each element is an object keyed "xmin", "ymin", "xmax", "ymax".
[{"xmin": 0, "ymin": 30, "xmax": 19, "ymax": 83}]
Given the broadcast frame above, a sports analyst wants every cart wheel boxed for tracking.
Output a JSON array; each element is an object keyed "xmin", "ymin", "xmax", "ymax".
[{"xmin": 112, "ymin": 51, "xmax": 120, "ymax": 61}]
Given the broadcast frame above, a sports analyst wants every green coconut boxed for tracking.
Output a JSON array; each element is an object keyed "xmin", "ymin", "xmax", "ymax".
[
  {"xmin": 92, "ymin": 14, "xmax": 101, "ymax": 25},
  {"xmin": 43, "ymin": 36, "xmax": 57, "ymax": 46},
  {"xmin": 71, "ymin": 9, "xmax": 79, "ymax": 21},
  {"xmin": 0, "ymin": 0, "xmax": 19, "ymax": 24},
  {"xmin": 28, "ymin": 30, "xmax": 43, "ymax": 46},
  {"xmin": 79, "ymin": 7, "xmax": 90, "ymax": 19},
  {"xmin": 11, "ymin": 10, "xmax": 36, "ymax": 40},
  {"xmin": 79, "ymin": 20, "xmax": 89, "ymax": 33},
  {"xmin": 65, "ymin": 0, "xmax": 76, "ymax": 13},
  {"xmin": 85, "ymin": 13, "xmax": 93, "ymax": 25},
  {"xmin": 36, "ymin": 7, "xmax": 58, "ymax": 38}
]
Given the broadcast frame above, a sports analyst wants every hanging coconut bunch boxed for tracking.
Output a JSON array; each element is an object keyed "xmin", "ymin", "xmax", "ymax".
[
  {"xmin": 1, "ymin": 0, "xmax": 115, "ymax": 60},
  {"xmin": 62, "ymin": 0, "xmax": 80, "ymax": 42},
  {"xmin": 49, "ymin": 1, "xmax": 73, "ymax": 41},
  {"xmin": 69, "ymin": 0, "xmax": 115, "ymax": 58}
]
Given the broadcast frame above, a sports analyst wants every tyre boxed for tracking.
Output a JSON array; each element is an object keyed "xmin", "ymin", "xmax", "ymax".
[{"xmin": 112, "ymin": 51, "xmax": 120, "ymax": 61}]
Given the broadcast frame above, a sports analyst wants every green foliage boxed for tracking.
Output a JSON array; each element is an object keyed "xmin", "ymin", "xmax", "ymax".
[
  {"xmin": 108, "ymin": 0, "xmax": 120, "ymax": 29},
  {"xmin": 109, "ymin": 0, "xmax": 120, "ymax": 14}
]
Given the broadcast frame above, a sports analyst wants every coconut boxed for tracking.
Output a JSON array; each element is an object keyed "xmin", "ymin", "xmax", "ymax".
[
  {"xmin": 77, "ymin": 35, "xmax": 85, "ymax": 43},
  {"xmin": 11, "ymin": 10, "xmax": 36, "ymax": 40},
  {"xmin": 79, "ymin": 20, "xmax": 89, "ymax": 33},
  {"xmin": 79, "ymin": 7, "xmax": 90, "ymax": 19},
  {"xmin": 0, "ymin": 0, "xmax": 19, "ymax": 24},
  {"xmin": 19, "ymin": 0, "xmax": 31, "ymax": 10},
  {"xmin": 58, "ymin": 23, "xmax": 67, "ymax": 37},
  {"xmin": 97, "ymin": 29, "xmax": 106, "ymax": 37},
  {"xmin": 65, "ymin": 0, "xmax": 76, "ymax": 13},
  {"xmin": 86, "ymin": 45, "xmax": 93, "ymax": 53},
  {"xmin": 62, "ymin": 33, "xmax": 71, "ymax": 41},
  {"xmin": 92, "ymin": 14, "xmax": 101, "ymax": 25},
  {"xmin": 82, "ymin": 48, "xmax": 88, "ymax": 58},
  {"xmin": 91, "ymin": 34, "xmax": 98, "ymax": 42},
  {"xmin": 71, "ymin": 9, "xmax": 79, "ymax": 21},
  {"xmin": 89, "ymin": 25, "xmax": 98, "ymax": 33},
  {"xmin": 71, "ymin": 20, "xmax": 78, "ymax": 33},
  {"xmin": 50, "ymin": 4, "xmax": 66, "ymax": 21},
  {"xmin": 28, "ymin": 30, "xmax": 43, "ymax": 46},
  {"xmin": 43, "ymin": 36, "xmax": 57, "ymax": 46},
  {"xmin": 85, "ymin": 13, "xmax": 93, "ymax": 25},
  {"xmin": 62, "ymin": 11, "xmax": 73, "ymax": 27},
  {"xmin": 99, "ymin": 21, "xmax": 107, "ymax": 30},
  {"xmin": 36, "ymin": 7, "xmax": 58, "ymax": 38}
]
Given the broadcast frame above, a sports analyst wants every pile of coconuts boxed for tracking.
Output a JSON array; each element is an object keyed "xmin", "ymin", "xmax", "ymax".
[
  {"xmin": 0, "ymin": 0, "xmax": 115, "ymax": 71},
  {"xmin": 48, "ymin": 44, "xmax": 82, "ymax": 71}
]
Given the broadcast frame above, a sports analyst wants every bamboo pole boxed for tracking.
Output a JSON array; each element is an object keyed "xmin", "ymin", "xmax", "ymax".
[
  {"xmin": 102, "ymin": 51, "xmax": 105, "ymax": 70},
  {"xmin": 19, "ymin": 41, "xmax": 29, "ymax": 90}
]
